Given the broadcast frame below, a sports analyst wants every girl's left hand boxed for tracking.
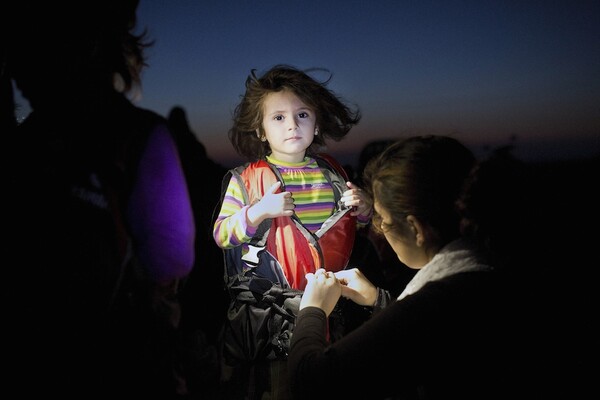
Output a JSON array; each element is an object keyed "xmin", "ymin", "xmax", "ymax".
[{"xmin": 341, "ymin": 181, "xmax": 373, "ymax": 217}]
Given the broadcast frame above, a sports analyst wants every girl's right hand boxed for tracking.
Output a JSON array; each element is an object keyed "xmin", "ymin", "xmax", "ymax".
[{"xmin": 247, "ymin": 181, "xmax": 294, "ymax": 225}]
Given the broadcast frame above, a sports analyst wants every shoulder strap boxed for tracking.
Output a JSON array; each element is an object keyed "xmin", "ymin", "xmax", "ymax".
[
  {"xmin": 313, "ymin": 153, "xmax": 349, "ymax": 205},
  {"xmin": 212, "ymin": 163, "xmax": 249, "ymax": 225},
  {"xmin": 229, "ymin": 164, "xmax": 251, "ymax": 204},
  {"xmin": 314, "ymin": 152, "xmax": 350, "ymax": 181},
  {"xmin": 248, "ymin": 160, "xmax": 278, "ymax": 246},
  {"xmin": 217, "ymin": 161, "xmax": 275, "ymax": 248}
]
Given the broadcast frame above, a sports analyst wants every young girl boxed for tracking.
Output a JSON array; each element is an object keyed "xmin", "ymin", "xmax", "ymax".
[{"xmin": 213, "ymin": 64, "xmax": 372, "ymax": 399}]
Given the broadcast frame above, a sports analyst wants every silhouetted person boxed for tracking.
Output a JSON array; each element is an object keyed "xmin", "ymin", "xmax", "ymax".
[
  {"xmin": 5, "ymin": 1, "xmax": 195, "ymax": 398},
  {"xmin": 169, "ymin": 105, "xmax": 208, "ymax": 158},
  {"xmin": 0, "ymin": 39, "xmax": 16, "ymax": 133},
  {"xmin": 167, "ymin": 105, "xmax": 230, "ymax": 399}
]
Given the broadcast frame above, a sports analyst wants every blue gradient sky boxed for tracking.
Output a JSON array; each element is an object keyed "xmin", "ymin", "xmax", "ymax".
[{"xmin": 14, "ymin": 0, "xmax": 600, "ymax": 167}]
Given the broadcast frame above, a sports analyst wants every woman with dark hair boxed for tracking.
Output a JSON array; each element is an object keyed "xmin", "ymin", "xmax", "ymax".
[{"xmin": 289, "ymin": 135, "xmax": 527, "ymax": 399}]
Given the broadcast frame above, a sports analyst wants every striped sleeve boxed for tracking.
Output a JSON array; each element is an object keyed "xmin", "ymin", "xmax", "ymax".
[
  {"xmin": 356, "ymin": 208, "xmax": 373, "ymax": 228},
  {"xmin": 212, "ymin": 174, "xmax": 258, "ymax": 248}
]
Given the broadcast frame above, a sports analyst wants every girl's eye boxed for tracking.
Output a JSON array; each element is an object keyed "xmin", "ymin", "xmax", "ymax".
[
  {"xmin": 298, "ymin": 112, "xmax": 309, "ymax": 118},
  {"xmin": 274, "ymin": 115, "xmax": 284, "ymax": 121}
]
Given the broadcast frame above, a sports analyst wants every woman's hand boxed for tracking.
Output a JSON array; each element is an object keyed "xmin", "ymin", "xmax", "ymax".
[
  {"xmin": 334, "ymin": 268, "xmax": 378, "ymax": 307},
  {"xmin": 300, "ymin": 268, "xmax": 342, "ymax": 316}
]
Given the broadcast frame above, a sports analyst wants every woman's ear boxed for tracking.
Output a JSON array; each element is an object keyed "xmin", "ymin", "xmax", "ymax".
[{"xmin": 406, "ymin": 215, "xmax": 426, "ymax": 247}]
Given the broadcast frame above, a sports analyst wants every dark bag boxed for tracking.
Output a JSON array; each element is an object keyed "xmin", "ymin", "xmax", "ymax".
[{"xmin": 222, "ymin": 276, "xmax": 302, "ymax": 363}]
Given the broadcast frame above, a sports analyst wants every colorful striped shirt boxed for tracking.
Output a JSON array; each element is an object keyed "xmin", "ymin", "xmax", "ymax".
[
  {"xmin": 213, "ymin": 156, "xmax": 335, "ymax": 248},
  {"xmin": 213, "ymin": 156, "xmax": 337, "ymax": 249}
]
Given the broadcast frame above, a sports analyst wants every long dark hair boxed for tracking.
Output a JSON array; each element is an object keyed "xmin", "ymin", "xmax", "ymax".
[{"xmin": 363, "ymin": 135, "xmax": 476, "ymax": 247}]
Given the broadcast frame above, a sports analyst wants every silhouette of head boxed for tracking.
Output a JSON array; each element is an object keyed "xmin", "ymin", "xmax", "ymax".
[
  {"xmin": 168, "ymin": 105, "xmax": 207, "ymax": 158},
  {"xmin": 7, "ymin": 0, "xmax": 148, "ymax": 110}
]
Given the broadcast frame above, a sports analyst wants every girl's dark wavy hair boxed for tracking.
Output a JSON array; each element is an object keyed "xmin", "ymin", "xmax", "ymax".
[{"xmin": 229, "ymin": 64, "xmax": 361, "ymax": 161}]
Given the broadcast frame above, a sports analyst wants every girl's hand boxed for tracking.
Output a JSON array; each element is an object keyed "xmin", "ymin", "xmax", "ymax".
[
  {"xmin": 247, "ymin": 181, "xmax": 294, "ymax": 225},
  {"xmin": 341, "ymin": 181, "xmax": 373, "ymax": 217}
]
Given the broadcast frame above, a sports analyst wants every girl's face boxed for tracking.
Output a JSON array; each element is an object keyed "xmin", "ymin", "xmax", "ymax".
[{"xmin": 261, "ymin": 89, "xmax": 317, "ymax": 163}]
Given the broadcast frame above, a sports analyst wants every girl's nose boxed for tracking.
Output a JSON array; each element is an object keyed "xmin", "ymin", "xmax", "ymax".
[{"xmin": 288, "ymin": 117, "xmax": 298, "ymax": 130}]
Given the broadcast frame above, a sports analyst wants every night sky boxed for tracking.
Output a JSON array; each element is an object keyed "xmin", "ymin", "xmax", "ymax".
[{"xmin": 13, "ymin": 0, "xmax": 600, "ymax": 167}]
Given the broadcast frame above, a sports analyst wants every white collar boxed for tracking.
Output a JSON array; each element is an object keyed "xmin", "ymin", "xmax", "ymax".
[{"xmin": 397, "ymin": 238, "xmax": 493, "ymax": 301}]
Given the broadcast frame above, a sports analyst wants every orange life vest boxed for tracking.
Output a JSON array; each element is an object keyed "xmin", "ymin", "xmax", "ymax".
[{"xmin": 223, "ymin": 153, "xmax": 356, "ymax": 290}]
